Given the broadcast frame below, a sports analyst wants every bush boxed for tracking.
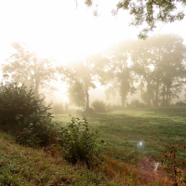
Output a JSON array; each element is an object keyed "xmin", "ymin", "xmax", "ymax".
[
  {"xmin": 175, "ymin": 101, "xmax": 186, "ymax": 107},
  {"xmin": 0, "ymin": 81, "xmax": 57, "ymax": 147},
  {"xmin": 92, "ymin": 100, "xmax": 106, "ymax": 112},
  {"xmin": 58, "ymin": 117, "xmax": 102, "ymax": 167},
  {"xmin": 16, "ymin": 113, "xmax": 57, "ymax": 147},
  {"xmin": 0, "ymin": 82, "xmax": 50, "ymax": 128},
  {"xmin": 127, "ymin": 99, "xmax": 145, "ymax": 108}
]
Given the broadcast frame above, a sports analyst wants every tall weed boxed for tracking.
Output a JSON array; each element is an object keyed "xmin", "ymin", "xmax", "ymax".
[{"xmin": 58, "ymin": 117, "xmax": 103, "ymax": 167}]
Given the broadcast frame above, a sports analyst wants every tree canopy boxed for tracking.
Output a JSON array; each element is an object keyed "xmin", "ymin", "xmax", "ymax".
[
  {"xmin": 58, "ymin": 59, "xmax": 97, "ymax": 111},
  {"xmin": 3, "ymin": 42, "xmax": 56, "ymax": 96},
  {"xmin": 102, "ymin": 40, "xmax": 136, "ymax": 107},
  {"xmin": 84, "ymin": 0, "xmax": 186, "ymax": 38},
  {"xmin": 96, "ymin": 34, "xmax": 186, "ymax": 107},
  {"xmin": 131, "ymin": 34, "xmax": 186, "ymax": 106}
]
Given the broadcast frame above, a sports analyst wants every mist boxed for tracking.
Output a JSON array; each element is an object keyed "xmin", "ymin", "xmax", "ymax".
[{"xmin": 1, "ymin": 1, "xmax": 186, "ymax": 185}]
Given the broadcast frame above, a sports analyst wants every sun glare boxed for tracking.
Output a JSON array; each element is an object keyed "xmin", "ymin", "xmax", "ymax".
[
  {"xmin": 1, "ymin": 0, "xmax": 185, "ymax": 104},
  {"xmin": 0, "ymin": 0, "xmax": 138, "ymax": 67}
]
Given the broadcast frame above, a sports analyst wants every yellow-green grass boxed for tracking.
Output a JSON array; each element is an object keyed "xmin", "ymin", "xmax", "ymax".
[
  {"xmin": 1, "ymin": 131, "xmax": 167, "ymax": 186},
  {"xmin": 0, "ymin": 131, "xmax": 128, "ymax": 186},
  {"xmin": 52, "ymin": 107, "xmax": 186, "ymax": 161},
  {"xmin": 1, "ymin": 106, "xmax": 185, "ymax": 185}
]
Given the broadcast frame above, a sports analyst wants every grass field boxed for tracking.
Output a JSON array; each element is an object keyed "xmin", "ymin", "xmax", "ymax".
[
  {"xmin": 53, "ymin": 107, "xmax": 186, "ymax": 161},
  {"xmin": 1, "ymin": 107, "xmax": 186, "ymax": 185}
]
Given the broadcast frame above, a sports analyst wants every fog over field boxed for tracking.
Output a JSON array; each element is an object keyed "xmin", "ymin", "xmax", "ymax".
[{"xmin": 0, "ymin": 0, "xmax": 186, "ymax": 109}]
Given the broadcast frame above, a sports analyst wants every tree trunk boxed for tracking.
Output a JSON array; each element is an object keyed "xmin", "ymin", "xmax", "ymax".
[
  {"xmin": 121, "ymin": 94, "xmax": 125, "ymax": 108},
  {"xmin": 155, "ymin": 79, "xmax": 159, "ymax": 107},
  {"xmin": 85, "ymin": 89, "xmax": 89, "ymax": 111},
  {"xmin": 162, "ymin": 85, "xmax": 165, "ymax": 107},
  {"xmin": 166, "ymin": 85, "xmax": 170, "ymax": 106},
  {"xmin": 147, "ymin": 81, "xmax": 151, "ymax": 107}
]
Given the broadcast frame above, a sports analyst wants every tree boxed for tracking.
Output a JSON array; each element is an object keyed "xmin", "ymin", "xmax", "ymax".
[
  {"xmin": 2, "ymin": 42, "xmax": 56, "ymax": 96},
  {"xmin": 103, "ymin": 40, "xmax": 136, "ymax": 108},
  {"xmin": 83, "ymin": 0, "xmax": 186, "ymax": 38},
  {"xmin": 131, "ymin": 38, "xmax": 157, "ymax": 106},
  {"xmin": 132, "ymin": 34, "xmax": 186, "ymax": 106},
  {"xmin": 58, "ymin": 59, "xmax": 97, "ymax": 111},
  {"xmin": 68, "ymin": 81, "xmax": 86, "ymax": 108}
]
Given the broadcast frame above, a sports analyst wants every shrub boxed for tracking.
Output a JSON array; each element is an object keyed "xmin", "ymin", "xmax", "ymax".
[
  {"xmin": 58, "ymin": 117, "xmax": 102, "ymax": 167},
  {"xmin": 175, "ymin": 101, "xmax": 186, "ymax": 107},
  {"xmin": 0, "ymin": 81, "xmax": 57, "ymax": 147},
  {"xmin": 92, "ymin": 100, "xmax": 106, "ymax": 112},
  {"xmin": 0, "ymin": 82, "xmax": 51, "ymax": 129},
  {"xmin": 127, "ymin": 99, "xmax": 145, "ymax": 108},
  {"xmin": 16, "ymin": 113, "xmax": 57, "ymax": 147}
]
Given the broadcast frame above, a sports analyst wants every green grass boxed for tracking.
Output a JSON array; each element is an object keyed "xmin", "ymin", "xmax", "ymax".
[
  {"xmin": 0, "ymin": 131, "xmax": 123, "ymax": 186},
  {"xmin": 52, "ymin": 107, "xmax": 186, "ymax": 161},
  {"xmin": 1, "ymin": 107, "xmax": 185, "ymax": 185}
]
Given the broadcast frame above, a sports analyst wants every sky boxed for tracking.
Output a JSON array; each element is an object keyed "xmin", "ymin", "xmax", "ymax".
[
  {"xmin": 0, "ymin": 0, "xmax": 138, "ymax": 65},
  {"xmin": 0, "ymin": 0, "xmax": 186, "ymax": 104}
]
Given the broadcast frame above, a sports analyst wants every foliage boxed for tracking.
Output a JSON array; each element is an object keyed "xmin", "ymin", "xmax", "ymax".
[
  {"xmin": 175, "ymin": 101, "xmax": 186, "ymax": 107},
  {"xmin": 92, "ymin": 100, "xmax": 106, "ymax": 112},
  {"xmin": 3, "ymin": 42, "xmax": 56, "ymax": 96},
  {"xmin": 0, "ymin": 82, "xmax": 49, "ymax": 129},
  {"xmin": 58, "ymin": 117, "xmax": 102, "ymax": 167},
  {"xmin": 131, "ymin": 34, "xmax": 186, "ymax": 107},
  {"xmin": 127, "ymin": 99, "xmax": 145, "ymax": 108},
  {"xmin": 0, "ymin": 81, "xmax": 56, "ymax": 147},
  {"xmin": 16, "ymin": 113, "xmax": 57, "ymax": 147},
  {"xmin": 103, "ymin": 40, "xmax": 136, "ymax": 108},
  {"xmin": 58, "ymin": 58, "xmax": 99, "ymax": 111},
  {"xmin": 67, "ymin": 81, "xmax": 86, "ymax": 107},
  {"xmin": 84, "ymin": 0, "xmax": 186, "ymax": 38},
  {"xmin": 116, "ymin": 0, "xmax": 185, "ymax": 38}
]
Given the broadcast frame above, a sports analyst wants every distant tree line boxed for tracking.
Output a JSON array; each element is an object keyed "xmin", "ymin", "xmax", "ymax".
[{"xmin": 2, "ymin": 34, "xmax": 186, "ymax": 111}]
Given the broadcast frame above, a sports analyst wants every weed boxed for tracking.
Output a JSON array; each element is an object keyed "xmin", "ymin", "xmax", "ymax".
[{"xmin": 58, "ymin": 116, "xmax": 103, "ymax": 167}]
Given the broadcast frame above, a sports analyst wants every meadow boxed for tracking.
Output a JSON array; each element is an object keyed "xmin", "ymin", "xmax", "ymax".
[
  {"xmin": 1, "ymin": 107, "xmax": 186, "ymax": 185},
  {"xmin": 53, "ymin": 107, "xmax": 186, "ymax": 161}
]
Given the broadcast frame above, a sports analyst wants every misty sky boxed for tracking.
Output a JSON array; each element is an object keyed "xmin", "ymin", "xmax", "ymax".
[
  {"xmin": 0, "ymin": 0, "xmax": 186, "ymax": 104},
  {"xmin": 1, "ymin": 0, "xmax": 185, "ymax": 64}
]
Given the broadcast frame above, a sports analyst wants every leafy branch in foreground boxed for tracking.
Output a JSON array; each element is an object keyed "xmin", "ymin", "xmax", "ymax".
[{"xmin": 84, "ymin": 0, "xmax": 186, "ymax": 38}]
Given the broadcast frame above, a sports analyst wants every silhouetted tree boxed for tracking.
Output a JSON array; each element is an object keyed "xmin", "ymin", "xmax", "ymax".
[
  {"xmin": 58, "ymin": 59, "xmax": 97, "ymax": 111},
  {"xmin": 2, "ymin": 42, "xmax": 56, "ymax": 96},
  {"xmin": 132, "ymin": 34, "xmax": 186, "ymax": 106},
  {"xmin": 103, "ymin": 40, "xmax": 136, "ymax": 108}
]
